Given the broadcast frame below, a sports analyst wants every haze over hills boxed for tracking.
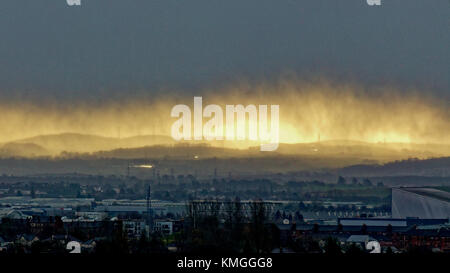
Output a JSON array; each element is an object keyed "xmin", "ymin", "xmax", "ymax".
[
  {"xmin": 0, "ymin": 133, "xmax": 450, "ymax": 162},
  {"xmin": 337, "ymin": 157, "xmax": 450, "ymax": 177},
  {"xmin": 0, "ymin": 142, "xmax": 50, "ymax": 157},
  {"xmin": 0, "ymin": 154, "xmax": 448, "ymax": 187},
  {"xmin": 273, "ymin": 141, "xmax": 450, "ymax": 160},
  {"xmin": 0, "ymin": 133, "xmax": 175, "ymax": 156},
  {"xmin": 0, "ymin": 135, "xmax": 448, "ymax": 184}
]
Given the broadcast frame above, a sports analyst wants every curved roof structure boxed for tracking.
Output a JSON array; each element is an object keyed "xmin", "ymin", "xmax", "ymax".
[{"xmin": 392, "ymin": 188, "xmax": 450, "ymax": 219}]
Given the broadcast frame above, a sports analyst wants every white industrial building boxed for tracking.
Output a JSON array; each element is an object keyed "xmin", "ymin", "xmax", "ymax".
[{"xmin": 391, "ymin": 187, "xmax": 450, "ymax": 219}]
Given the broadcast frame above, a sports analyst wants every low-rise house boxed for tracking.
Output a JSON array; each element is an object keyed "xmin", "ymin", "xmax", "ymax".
[
  {"xmin": 346, "ymin": 234, "xmax": 375, "ymax": 247},
  {"xmin": 16, "ymin": 234, "xmax": 39, "ymax": 246}
]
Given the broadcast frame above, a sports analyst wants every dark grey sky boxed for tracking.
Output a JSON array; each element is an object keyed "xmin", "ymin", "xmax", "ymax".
[{"xmin": 0, "ymin": 0, "xmax": 448, "ymax": 101}]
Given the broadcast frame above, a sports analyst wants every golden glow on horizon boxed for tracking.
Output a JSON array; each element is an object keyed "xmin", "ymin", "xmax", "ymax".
[{"xmin": 0, "ymin": 80, "xmax": 448, "ymax": 153}]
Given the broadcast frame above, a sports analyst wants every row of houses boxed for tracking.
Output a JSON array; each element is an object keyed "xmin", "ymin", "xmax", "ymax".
[
  {"xmin": 0, "ymin": 212, "xmax": 183, "ymax": 253},
  {"xmin": 277, "ymin": 217, "xmax": 450, "ymax": 253}
]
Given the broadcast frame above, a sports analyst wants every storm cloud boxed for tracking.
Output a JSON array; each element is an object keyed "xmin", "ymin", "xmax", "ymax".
[{"xmin": 0, "ymin": 0, "xmax": 448, "ymax": 101}]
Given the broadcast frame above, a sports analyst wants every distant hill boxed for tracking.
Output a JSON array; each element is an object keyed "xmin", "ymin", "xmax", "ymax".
[
  {"xmin": 272, "ymin": 141, "xmax": 450, "ymax": 160},
  {"xmin": 0, "ymin": 142, "xmax": 50, "ymax": 157},
  {"xmin": 338, "ymin": 157, "xmax": 450, "ymax": 177},
  {"xmin": 5, "ymin": 133, "xmax": 175, "ymax": 154},
  {"xmin": 1, "ymin": 133, "xmax": 450, "ymax": 163},
  {"xmin": 92, "ymin": 143, "xmax": 256, "ymax": 159}
]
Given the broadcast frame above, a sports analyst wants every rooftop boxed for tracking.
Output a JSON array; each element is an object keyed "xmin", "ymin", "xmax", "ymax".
[{"xmin": 397, "ymin": 187, "xmax": 450, "ymax": 203}]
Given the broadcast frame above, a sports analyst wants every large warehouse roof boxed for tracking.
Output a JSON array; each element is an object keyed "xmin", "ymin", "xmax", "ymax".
[
  {"xmin": 392, "ymin": 187, "xmax": 450, "ymax": 219},
  {"xmin": 400, "ymin": 187, "xmax": 450, "ymax": 203}
]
